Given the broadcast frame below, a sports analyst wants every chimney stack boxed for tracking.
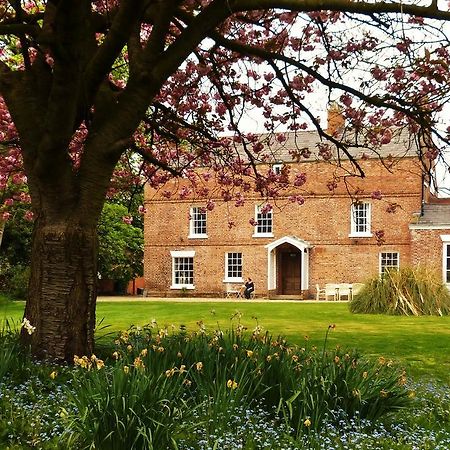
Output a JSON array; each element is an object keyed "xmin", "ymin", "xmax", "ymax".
[{"xmin": 327, "ymin": 102, "xmax": 345, "ymax": 136}]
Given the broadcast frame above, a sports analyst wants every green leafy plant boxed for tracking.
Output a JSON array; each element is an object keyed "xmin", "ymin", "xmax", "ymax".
[
  {"xmin": 63, "ymin": 359, "xmax": 189, "ymax": 450},
  {"xmin": 67, "ymin": 320, "xmax": 412, "ymax": 448},
  {"xmin": 349, "ymin": 266, "xmax": 450, "ymax": 316},
  {"xmin": 97, "ymin": 203, "xmax": 143, "ymax": 289},
  {"xmin": 0, "ymin": 314, "xmax": 447, "ymax": 449},
  {"xmin": 0, "ymin": 320, "xmax": 21, "ymax": 382}
]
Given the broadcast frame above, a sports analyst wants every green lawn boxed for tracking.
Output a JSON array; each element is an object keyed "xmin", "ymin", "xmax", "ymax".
[{"xmin": 3, "ymin": 298, "xmax": 449, "ymax": 382}]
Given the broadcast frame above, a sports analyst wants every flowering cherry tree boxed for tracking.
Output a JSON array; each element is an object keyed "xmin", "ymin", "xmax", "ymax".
[{"xmin": 0, "ymin": 0, "xmax": 449, "ymax": 360}]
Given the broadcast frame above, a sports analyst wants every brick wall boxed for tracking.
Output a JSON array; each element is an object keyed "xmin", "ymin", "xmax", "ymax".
[
  {"xmin": 144, "ymin": 157, "xmax": 423, "ymax": 297},
  {"xmin": 411, "ymin": 228, "xmax": 450, "ymax": 279}
]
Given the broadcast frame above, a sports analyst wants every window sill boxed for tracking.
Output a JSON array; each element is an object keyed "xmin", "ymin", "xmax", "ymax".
[
  {"xmin": 188, "ymin": 234, "xmax": 208, "ymax": 239},
  {"xmin": 348, "ymin": 233, "xmax": 373, "ymax": 238},
  {"xmin": 252, "ymin": 233, "xmax": 274, "ymax": 238},
  {"xmin": 223, "ymin": 278, "xmax": 244, "ymax": 283},
  {"xmin": 170, "ymin": 285, "xmax": 195, "ymax": 290}
]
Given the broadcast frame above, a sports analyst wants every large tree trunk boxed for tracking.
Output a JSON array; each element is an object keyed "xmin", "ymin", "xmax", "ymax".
[{"xmin": 21, "ymin": 220, "xmax": 98, "ymax": 361}]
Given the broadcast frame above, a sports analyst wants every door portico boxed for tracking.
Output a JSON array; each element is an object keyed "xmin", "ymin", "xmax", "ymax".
[{"xmin": 265, "ymin": 236, "xmax": 311, "ymax": 295}]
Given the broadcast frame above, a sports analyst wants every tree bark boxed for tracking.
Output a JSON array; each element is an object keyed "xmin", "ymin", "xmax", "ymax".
[{"xmin": 21, "ymin": 220, "xmax": 98, "ymax": 361}]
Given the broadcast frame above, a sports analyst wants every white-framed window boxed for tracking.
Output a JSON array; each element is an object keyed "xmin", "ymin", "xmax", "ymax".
[
  {"xmin": 189, "ymin": 206, "xmax": 207, "ymax": 238},
  {"xmin": 225, "ymin": 252, "xmax": 243, "ymax": 282},
  {"xmin": 379, "ymin": 252, "xmax": 399, "ymax": 275},
  {"xmin": 444, "ymin": 244, "xmax": 450, "ymax": 284},
  {"xmin": 253, "ymin": 205, "xmax": 273, "ymax": 237},
  {"xmin": 272, "ymin": 163, "xmax": 283, "ymax": 174},
  {"xmin": 349, "ymin": 202, "xmax": 372, "ymax": 237},
  {"xmin": 440, "ymin": 235, "xmax": 450, "ymax": 284},
  {"xmin": 170, "ymin": 250, "xmax": 195, "ymax": 289}
]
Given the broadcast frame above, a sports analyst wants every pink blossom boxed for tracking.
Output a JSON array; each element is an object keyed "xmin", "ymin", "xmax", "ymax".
[
  {"xmin": 3, "ymin": 198, "xmax": 13, "ymax": 206},
  {"xmin": 24, "ymin": 210, "xmax": 34, "ymax": 221},
  {"xmin": 374, "ymin": 230, "xmax": 385, "ymax": 245},
  {"xmin": 260, "ymin": 203, "xmax": 272, "ymax": 214},
  {"xmin": 386, "ymin": 203, "xmax": 399, "ymax": 214},
  {"xmin": 327, "ymin": 180, "xmax": 338, "ymax": 191},
  {"xmin": 179, "ymin": 186, "xmax": 192, "ymax": 199},
  {"xmin": 122, "ymin": 215, "xmax": 133, "ymax": 225},
  {"xmin": 392, "ymin": 67, "xmax": 405, "ymax": 81},
  {"xmin": 234, "ymin": 195, "xmax": 245, "ymax": 207},
  {"xmin": 294, "ymin": 172, "xmax": 307, "ymax": 187},
  {"xmin": 371, "ymin": 66, "xmax": 388, "ymax": 81},
  {"xmin": 12, "ymin": 174, "xmax": 25, "ymax": 184},
  {"xmin": 380, "ymin": 129, "xmax": 393, "ymax": 145},
  {"xmin": 340, "ymin": 94, "xmax": 352, "ymax": 107},
  {"xmin": 289, "ymin": 195, "xmax": 305, "ymax": 205},
  {"xmin": 371, "ymin": 190, "xmax": 383, "ymax": 200},
  {"xmin": 138, "ymin": 205, "xmax": 147, "ymax": 214},
  {"xmin": 2, "ymin": 212, "xmax": 11, "ymax": 221}
]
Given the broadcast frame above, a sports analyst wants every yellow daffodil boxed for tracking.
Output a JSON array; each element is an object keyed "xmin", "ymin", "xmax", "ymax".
[
  {"xmin": 226, "ymin": 379, "xmax": 238, "ymax": 389},
  {"xmin": 134, "ymin": 356, "xmax": 145, "ymax": 369},
  {"xmin": 304, "ymin": 418, "xmax": 311, "ymax": 427},
  {"xmin": 21, "ymin": 318, "xmax": 36, "ymax": 335},
  {"xmin": 95, "ymin": 359, "xmax": 105, "ymax": 370},
  {"xmin": 165, "ymin": 368, "xmax": 176, "ymax": 377}
]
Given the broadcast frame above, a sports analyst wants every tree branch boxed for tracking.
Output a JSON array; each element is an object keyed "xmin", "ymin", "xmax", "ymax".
[
  {"xmin": 84, "ymin": 0, "xmax": 149, "ymax": 103},
  {"xmin": 0, "ymin": 23, "xmax": 39, "ymax": 35},
  {"xmin": 209, "ymin": 31, "xmax": 425, "ymax": 120},
  {"xmin": 234, "ymin": 0, "xmax": 450, "ymax": 21},
  {"xmin": 131, "ymin": 143, "xmax": 182, "ymax": 176}
]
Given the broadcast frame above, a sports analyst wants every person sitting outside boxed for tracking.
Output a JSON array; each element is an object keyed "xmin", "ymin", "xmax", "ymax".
[{"xmin": 243, "ymin": 277, "xmax": 255, "ymax": 299}]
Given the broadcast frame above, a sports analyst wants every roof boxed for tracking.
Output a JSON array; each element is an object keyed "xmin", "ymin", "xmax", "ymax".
[
  {"xmin": 411, "ymin": 203, "xmax": 450, "ymax": 228},
  {"xmin": 231, "ymin": 129, "xmax": 419, "ymax": 164}
]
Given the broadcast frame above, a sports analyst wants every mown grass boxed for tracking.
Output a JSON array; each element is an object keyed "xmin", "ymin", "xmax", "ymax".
[
  {"xmin": 1, "ymin": 295, "xmax": 449, "ymax": 449},
  {"xmin": 2, "ymin": 297, "xmax": 450, "ymax": 382}
]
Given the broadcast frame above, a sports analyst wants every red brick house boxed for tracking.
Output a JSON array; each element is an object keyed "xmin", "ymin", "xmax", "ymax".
[{"xmin": 143, "ymin": 123, "xmax": 450, "ymax": 298}]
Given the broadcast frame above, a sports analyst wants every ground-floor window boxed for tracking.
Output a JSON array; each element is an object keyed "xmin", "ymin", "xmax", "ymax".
[
  {"xmin": 444, "ymin": 244, "xmax": 450, "ymax": 283},
  {"xmin": 225, "ymin": 252, "xmax": 243, "ymax": 282},
  {"xmin": 170, "ymin": 250, "xmax": 195, "ymax": 289},
  {"xmin": 379, "ymin": 252, "xmax": 399, "ymax": 275}
]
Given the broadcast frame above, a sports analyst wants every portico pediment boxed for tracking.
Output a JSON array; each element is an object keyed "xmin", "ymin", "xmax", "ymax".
[{"xmin": 265, "ymin": 235, "xmax": 311, "ymax": 253}]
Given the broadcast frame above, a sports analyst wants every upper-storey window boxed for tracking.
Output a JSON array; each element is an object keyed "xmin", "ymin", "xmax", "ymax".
[
  {"xmin": 253, "ymin": 205, "xmax": 273, "ymax": 237},
  {"xmin": 189, "ymin": 206, "xmax": 207, "ymax": 238},
  {"xmin": 272, "ymin": 163, "xmax": 283, "ymax": 175},
  {"xmin": 349, "ymin": 202, "xmax": 372, "ymax": 237},
  {"xmin": 380, "ymin": 252, "xmax": 399, "ymax": 275}
]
